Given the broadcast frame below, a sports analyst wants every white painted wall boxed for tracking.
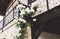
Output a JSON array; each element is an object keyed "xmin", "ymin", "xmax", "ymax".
[
  {"xmin": 48, "ymin": 0, "xmax": 60, "ymax": 9},
  {"xmin": 0, "ymin": 16, "xmax": 4, "ymax": 21},
  {"xmin": 0, "ymin": 0, "xmax": 60, "ymax": 39},
  {"xmin": 31, "ymin": 0, "xmax": 60, "ymax": 16},
  {"xmin": 38, "ymin": 32, "xmax": 60, "ymax": 39},
  {"xmin": 0, "ymin": 19, "xmax": 18, "ymax": 39},
  {"xmin": 20, "ymin": 0, "xmax": 28, "ymax": 5}
]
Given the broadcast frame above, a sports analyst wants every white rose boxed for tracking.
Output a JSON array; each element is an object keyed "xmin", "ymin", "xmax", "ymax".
[
  {"xmin": 25, "ymin": 7, "xmax": 30, "ymax": 13},
  {"xmin": 18, "ymin": 22, "xmax": 20, "ymax": 24},
  {"xmin": 30, "ymin": 9, "xmax": 35, "ymax": 12},
  {"xmin": 27, "ymin": 27, "xmax": 30, "ymax": 29},
  {"xmin": 23, "ymin": 20, "xmax": 26, "ymax": 23},
  {"xmin": 19, "ymin": 18, "xmax": 26, "ymax": 23},
  {"xmin": 20, "ymin": 12, "xmax": 25, "ymax": 15},
  {"xmin": 18, "ymin": 27, "xmax": 21, "ymax": 31},
  {"xmin": 18, "ymin": 4, "xmax": 25, "ymax": 10},
  {"xmin": 33, "ymin": 18, "xmax": 36, "ymax": 21},
  {"xmin": 19, "ymin": 18, "xmax": 23, "ymax": 21},
  {"xmin": 20, "ymin": 9, "xmax": 25, "ymax": 15}
]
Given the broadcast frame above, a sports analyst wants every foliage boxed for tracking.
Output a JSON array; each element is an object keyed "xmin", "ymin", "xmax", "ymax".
[{"xmin": 15, "ymin": 4, "xmax": 38, "ymax": 39}]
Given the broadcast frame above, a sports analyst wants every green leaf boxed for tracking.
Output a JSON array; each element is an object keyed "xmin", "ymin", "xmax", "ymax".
[
  {"xmin": 33, "ymin": 6, "xmax": 38, "ymax": 12},
  {"xmin": 15, "ymin": 22, "xmax": 20, "ymax": 28},
  {"xmin": 20, "ymin": 22, "xmax": 26, "ymax": 29}
]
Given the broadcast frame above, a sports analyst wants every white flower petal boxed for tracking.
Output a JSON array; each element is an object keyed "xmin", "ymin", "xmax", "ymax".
[
  {"xmin": 18, "ymin": 27, "xmax": 21, "ymax": 31},
  {"xmin": 27, "ymin": 27, "xmax": 30, "ymax": 29},
  {"xmin": 18, "ymin": 22, "xmax": 20, "ymax": 24},
  {"xmin": 19, "ymin": 18, "xmax": 23, "ymax": 21},
  {"xmin": 30, "ymin": 9, "xmax": 35, "ymax": 12},
  {"xmin": 23, "ymin": 20, "xmax": 26, "ymax": 23},
  {"xmin": 20, "ymin": 12, "xmax": 25, "ymax": 15},
  {"xmin": 33, "ymin": 18, "xmax": 36, "ymax": 21},
  {"xmin": 25, "ymin": 7, "xmax": 30, "ymax": 13},
  {"xmin": 19, "ymin": 18, "xmax": 26, "ymax": 23},
  {"xmin": 18, "ymin": 4, "xmax": 25, "ymax": 10},
  {"xmin": 17, "ymin": 33, "xmax": 21, "ymax": 36},
  {"xmin": 20, "ymin": 9, "xmax": 25, "ymax": 15},
  {"xmin": 21, "ymin": 15, "xmax": 23, "ymax": 17}
]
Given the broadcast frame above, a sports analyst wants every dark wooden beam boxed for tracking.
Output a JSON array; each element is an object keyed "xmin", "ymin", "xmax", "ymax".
[
  {"xmin": 0, "ymin": 0, "xmax": 12, "ymax": 16},
  {"xmin": 31, "ymin": 5, "xmax": 60, "ymax": 39},
  {"xmin": 0, "ymin": 0, "xmax": 5, "ymax": 4}
]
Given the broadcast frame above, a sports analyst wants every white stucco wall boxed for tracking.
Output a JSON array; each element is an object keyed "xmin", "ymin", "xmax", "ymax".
[
  {"xmin": 0, "ymin": 0, "xmax": 60, "ymax": 39},
  {"xmin": 20, "ymin": 0, "xmax": 28, "ymax": 5},
  {"xmin": 38, "ymin": 32, "xmax": 60, "ymax": 39},
  {"xmin": 0, "ymin": 19, "xmax": 18, "ymax": 39},
  {"xmin": 48, "ymin": 0, "xmax": 60, "ymax": 9},
  {"xmin": 31, "ymin": 0, "xmax": 60, "ymax": 16}
]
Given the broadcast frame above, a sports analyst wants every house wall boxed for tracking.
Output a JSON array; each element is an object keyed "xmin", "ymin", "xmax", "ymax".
[
  {"xmin": 31, "ymin": 0, "xmax": 60, "ymax": 16},
  {"xmin": 0, "ymin": 0, "xmax": 18, "ymax": 39},
  {"xmin": 0, "ymin": 19, "xmax": 18, "ymax": 39},
  {"xmin": 0, "ymin": 0, "xmax": 60, "ymax": 39},
  {"xmin": 0, "ymin": 0, "xmax": 31, "ymax": 39},
  {"xmin": 38, "ymin": 32, "xmax": 60, "ymax": 39}
]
